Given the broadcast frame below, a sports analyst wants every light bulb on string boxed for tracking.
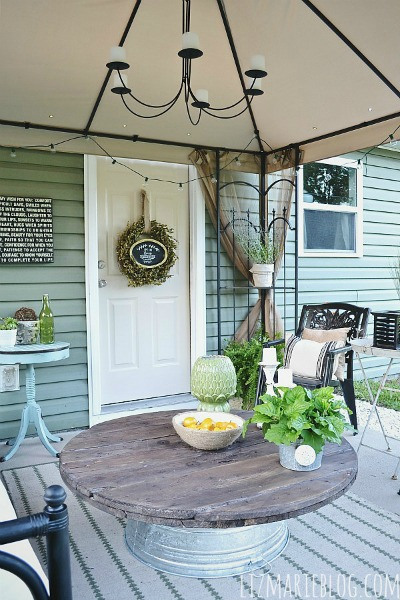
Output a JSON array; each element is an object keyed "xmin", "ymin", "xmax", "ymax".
[
  {"xmin": 178, "ymin": 183, "xmax": 183, "ymax": 192},
  {"xmin": 235, "ymin": 157, "xmax": 241, "ymax": 167},
  {"xmin": 143, "ymin": 177, "xmax": 149, "ymax": 187},
  {"xmin": 10, "ymin": 148, "xmax": 16, "ymax": 158},
  {"xmin": 50, "ymin": 144, "xmax": 56, "ymax": 153},
  {"xmin": 210, "ymin": 175, "xmax": 217, "ymax": 184}
]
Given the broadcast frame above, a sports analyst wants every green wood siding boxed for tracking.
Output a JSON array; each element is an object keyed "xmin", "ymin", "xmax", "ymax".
[
  {"xmin": 0, "ymin": 148, "xmax": 88, "ymax": 439},
  {"xmin": 205, "ymin": 148, "xmax": 400, "ymax": 380}
]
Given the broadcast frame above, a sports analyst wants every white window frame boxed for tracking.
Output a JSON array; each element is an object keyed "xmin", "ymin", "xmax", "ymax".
[{"xmin": 298, "ymin": 156, "xmax": 363, "ymax": 258}]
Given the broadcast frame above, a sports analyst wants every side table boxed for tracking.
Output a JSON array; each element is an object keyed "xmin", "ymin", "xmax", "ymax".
[
  {"xmin": 350, "ymin": 338, "xmax": 400, "ymax": 483},
  {"xmin": 0, "ymin": 342, "xmax": 70, "ymax": 462}
]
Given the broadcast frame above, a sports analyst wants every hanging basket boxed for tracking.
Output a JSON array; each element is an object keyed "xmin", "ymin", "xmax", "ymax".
[{"xmin": 250, "ymin": 263, "xmax": 274, "ymax": 288}]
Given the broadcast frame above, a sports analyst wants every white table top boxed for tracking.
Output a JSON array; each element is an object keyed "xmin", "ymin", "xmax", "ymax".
[
  {"xmin": 350, "ymin": 338, "xmax": 400, "ymax": 359},
  {"xmin": 0, "ymin": 342, "xmax": 70, "ymax": 364}
]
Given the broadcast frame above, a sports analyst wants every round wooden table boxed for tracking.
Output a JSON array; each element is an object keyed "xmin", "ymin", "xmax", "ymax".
[{"xmin": 59, "ymin": 410, "xmax": 357, "ymax": 578}]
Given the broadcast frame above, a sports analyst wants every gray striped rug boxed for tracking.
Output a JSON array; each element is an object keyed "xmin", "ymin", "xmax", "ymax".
[{"xmin": 2, "ymin": 463, "xmax": 400, "ymax": 600}]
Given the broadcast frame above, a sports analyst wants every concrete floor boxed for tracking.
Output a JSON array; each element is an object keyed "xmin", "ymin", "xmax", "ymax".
[{"xmin": 1, "ymin": 423, "xmax": 399, "ymax": 516}]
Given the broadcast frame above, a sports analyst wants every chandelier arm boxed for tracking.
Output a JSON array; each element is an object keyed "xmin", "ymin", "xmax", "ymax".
[
  {"xmin": 201, "ymin": 98, "xmax": 254, "ymax": 120},
  {"xmin": 183, "ymin": 78, "xmax": 201, "ymax": 126},
  {"xmin": 206, "ymin": 79, "xmax": 256, "ymax": 111},
  {"xmin": 117, "ymin": 71, "xmax": 184, "ymax": 109},
  {"xmin": 120, "ymin": 94, "xmax": 180, "ymax": 119},
  {"xmin": 187, "ymin": 79, "xmax": 247, "ymax": 111}
]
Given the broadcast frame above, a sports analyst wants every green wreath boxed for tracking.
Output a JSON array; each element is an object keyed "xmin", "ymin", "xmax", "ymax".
[{"xmin": 116, "ymin": 217, "xmax": 178, "ymax": 287}]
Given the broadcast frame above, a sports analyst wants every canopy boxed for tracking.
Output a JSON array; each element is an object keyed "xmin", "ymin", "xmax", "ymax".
[{"xmin": 0, "ymin": 0, "xmax": 399, "ymax": 164}]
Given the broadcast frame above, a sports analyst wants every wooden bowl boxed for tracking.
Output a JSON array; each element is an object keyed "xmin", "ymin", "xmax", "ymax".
[{"xmin": 172, "ymin": 411, "xmax": 244, "ymax": 451}]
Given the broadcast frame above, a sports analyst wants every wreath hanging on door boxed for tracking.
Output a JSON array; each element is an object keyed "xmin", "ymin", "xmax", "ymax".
[{"xmin": 116, "ymin": 191, "xmax": 178, "ymax": 287}]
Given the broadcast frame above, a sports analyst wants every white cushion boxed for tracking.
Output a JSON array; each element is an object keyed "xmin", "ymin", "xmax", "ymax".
[
  {"xmin": 0, "ymin": 480, "xmax": 48, "ymax": 599},
  {"xmin": 284, "ymin": 335, "xmax": 345, "ymax": 381}
]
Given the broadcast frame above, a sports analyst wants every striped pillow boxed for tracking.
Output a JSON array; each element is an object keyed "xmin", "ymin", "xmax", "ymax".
[{"xmin": 284, "ymin": 335, "xmax": 345, "ymax": 382}]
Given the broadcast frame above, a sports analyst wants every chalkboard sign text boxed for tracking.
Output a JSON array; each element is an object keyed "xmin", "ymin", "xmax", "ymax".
[
  {"xmin": 0, "ymin": 196, "xmax": 54, "ymax": 264},
  {"xmin": 130, "ymin": 238, "xmax": 167, "ymax": 269}
]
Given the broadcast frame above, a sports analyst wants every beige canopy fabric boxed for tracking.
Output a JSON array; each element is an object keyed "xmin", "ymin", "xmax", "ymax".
[{"xmin": 0, "ymin": 1, "xmax": 398, "ymax": 164}]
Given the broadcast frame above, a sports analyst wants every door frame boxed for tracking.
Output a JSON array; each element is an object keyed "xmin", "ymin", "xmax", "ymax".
[{"xmin": 84, "ymin": 155, "xmax": 206, "ymax": 426}]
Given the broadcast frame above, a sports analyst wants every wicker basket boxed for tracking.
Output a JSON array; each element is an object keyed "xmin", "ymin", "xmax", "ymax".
[{"xmin": 372, "ymin": 311, "xmax": 400, "ymax": 350}]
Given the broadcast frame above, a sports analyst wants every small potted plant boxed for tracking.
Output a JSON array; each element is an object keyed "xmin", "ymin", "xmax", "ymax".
[
  {"xmin": 243, "ymin": 385, "xmax": 352, "ymax": 471},
  {"xmin": 234, "ymin": 228, "xmax": 277, "ymax": 288},
  {"xmin": 0, "ymin": 317, "xmax": 19, "ymax": 346},
  {"xmin": 14, "ymin": 307, "xmax": 39, "ymax": 344}
]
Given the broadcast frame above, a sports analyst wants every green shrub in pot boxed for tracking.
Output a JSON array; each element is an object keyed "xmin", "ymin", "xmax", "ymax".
[
  {"xmin": 243, "ymin": 385, "xmax": 352, "ymax": 454},
  {"xmin": 224, "ymin": 329, "xmax": 284, "ymax": 410}
]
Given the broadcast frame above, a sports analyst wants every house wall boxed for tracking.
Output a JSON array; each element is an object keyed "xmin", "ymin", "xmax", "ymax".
[
  {"xmin": 206, "ymin": 148, "xmax": 400, "ymax": 380},
  {"xmin": 0, "ymin": 148, "xmax": 88, "ymax": 440}
]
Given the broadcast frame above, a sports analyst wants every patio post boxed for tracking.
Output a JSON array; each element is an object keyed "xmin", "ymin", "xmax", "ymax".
[{"xmin": 294, "ymin": 146, "xmax": 300, "ymax": 328}]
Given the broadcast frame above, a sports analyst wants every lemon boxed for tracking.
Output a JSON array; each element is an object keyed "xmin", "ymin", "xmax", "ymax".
[
  {"xmin": 215, "ymin": 421, "xmax": 228, "ymax": 430},
  {"xmin": 200, "ymin": 418, "xmax": 213, "ymax": 426},
  {"xmin": 183, "ymin": 416, "xmax": 197, "ymax": 427}
]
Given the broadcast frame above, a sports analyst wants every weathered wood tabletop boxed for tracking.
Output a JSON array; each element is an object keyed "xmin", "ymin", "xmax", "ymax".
[{"xmin": 59, "ymin": 410, "xmax": 357, "ymax": 528}]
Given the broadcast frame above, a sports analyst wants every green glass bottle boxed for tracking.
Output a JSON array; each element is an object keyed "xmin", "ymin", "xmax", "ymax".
[{"xmin": 39, "ymin": 294, "xmax": 54, "ymax": 344}]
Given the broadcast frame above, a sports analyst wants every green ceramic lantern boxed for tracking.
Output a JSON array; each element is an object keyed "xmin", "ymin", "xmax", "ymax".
[{"xmin": 191, "ymin": 355, "xmax": 237, "ymax": 412}]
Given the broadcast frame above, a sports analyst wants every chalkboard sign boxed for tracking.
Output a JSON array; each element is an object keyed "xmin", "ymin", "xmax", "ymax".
[
  {"xmin": 130, "ymin": 238, "xmax": 167, "ymax": 269},
  {"xmin": 0, "ymin": 196, "xmax": 54, "ymax": 264}
]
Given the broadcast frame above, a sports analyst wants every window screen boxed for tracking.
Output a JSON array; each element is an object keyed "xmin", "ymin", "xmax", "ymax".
[{"xmin": 304, "ymin": 210, "xmax": 356, "ymax": 251}]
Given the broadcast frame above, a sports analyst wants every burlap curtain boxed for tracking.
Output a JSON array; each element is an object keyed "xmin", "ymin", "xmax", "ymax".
[{"xmin": 190, "ymin": 149, "xmax": 295, "ymax": 341}]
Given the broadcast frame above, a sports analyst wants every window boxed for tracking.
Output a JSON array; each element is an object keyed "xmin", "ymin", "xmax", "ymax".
[{"xmin": 298, "ymin": 157, "xmax": 363, "ymax": 257}]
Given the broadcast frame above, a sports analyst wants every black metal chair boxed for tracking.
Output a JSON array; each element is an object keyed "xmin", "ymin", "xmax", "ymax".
[
  {"xmin": 0, "ymin": 484, "xmax": 72, "ymax": 600},
  {"xmin": 256, "ymin": 303, "xmax": 370, "ymax": 431}
]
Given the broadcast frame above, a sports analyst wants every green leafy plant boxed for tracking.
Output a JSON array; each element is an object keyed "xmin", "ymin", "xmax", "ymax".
[
  {"xmin": 0, "ymin": 317, "xmax": 18, "ymax": 330},
  {"xmin": 224, "ymin": 329, "xmax": 283, "ymax": 409},
  {"xmin": 243, "ymin": 385, "xmax": 352, "ymax": 453}
]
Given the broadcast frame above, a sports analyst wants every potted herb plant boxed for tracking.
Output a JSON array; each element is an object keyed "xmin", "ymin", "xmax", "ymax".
[
  {"xmin": 235, "ymin": 229, "xmax": 277, "ymax": 288},
  {"xmin": 243, "ymin": 385, "xmax": 352, "ymax": 471},
  {"xmin": 247, "ymin": 236, "xmax": 276, "ymax": 288},
  {"xmin": 0, "ymin": 317, "xmax": 19, "ymax": 346}
]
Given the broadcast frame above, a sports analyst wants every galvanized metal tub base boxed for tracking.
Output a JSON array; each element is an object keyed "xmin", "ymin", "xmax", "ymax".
[{"xmin": 125, "ymin": 520, "xmax": 289, "ymax": 578}]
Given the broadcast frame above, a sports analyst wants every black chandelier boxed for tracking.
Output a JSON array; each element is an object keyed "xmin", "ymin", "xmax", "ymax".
[{"xmin": 106, "ymin": 0, "xmax": 267, "ymax": 126}]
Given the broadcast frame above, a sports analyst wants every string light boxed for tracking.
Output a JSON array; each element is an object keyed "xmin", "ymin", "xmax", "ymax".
[{"xmin": 3, "ymin": 121, "xmax": 400, "ymax": 189}]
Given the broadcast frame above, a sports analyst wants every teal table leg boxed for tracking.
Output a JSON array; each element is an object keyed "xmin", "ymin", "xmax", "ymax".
[{"xmin": 1, "ymin": 364, "xmax": 60, "ymax": 461}]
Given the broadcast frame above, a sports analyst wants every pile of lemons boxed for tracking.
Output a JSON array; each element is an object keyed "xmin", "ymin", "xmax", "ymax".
[{"xmin": 182, "ymin": 416, "xmax": 238, "ymax": 432}]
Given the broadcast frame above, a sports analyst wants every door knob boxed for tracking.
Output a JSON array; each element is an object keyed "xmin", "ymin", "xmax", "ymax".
[
  {"xmin": 98, "ymin": 279, "xmax": 107, "ymax": 288},
  {"xmin": 98, "ymin": 260, "xmax": 106, "ymax": 269}
]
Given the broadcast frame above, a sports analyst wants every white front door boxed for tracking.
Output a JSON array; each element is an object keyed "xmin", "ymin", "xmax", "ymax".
[{"xmin": 97, "ymin": 158, "xmax": 191, "ymax": 404}]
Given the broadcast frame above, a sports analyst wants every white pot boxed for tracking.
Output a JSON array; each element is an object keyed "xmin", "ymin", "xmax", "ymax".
[
  {"xmin": 250, "ymin": 263, "xmax": 274, "ymax": 288},
  {"xmin": 0, "ymin": 329, "xmax": 17, "ymax": 347}
]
